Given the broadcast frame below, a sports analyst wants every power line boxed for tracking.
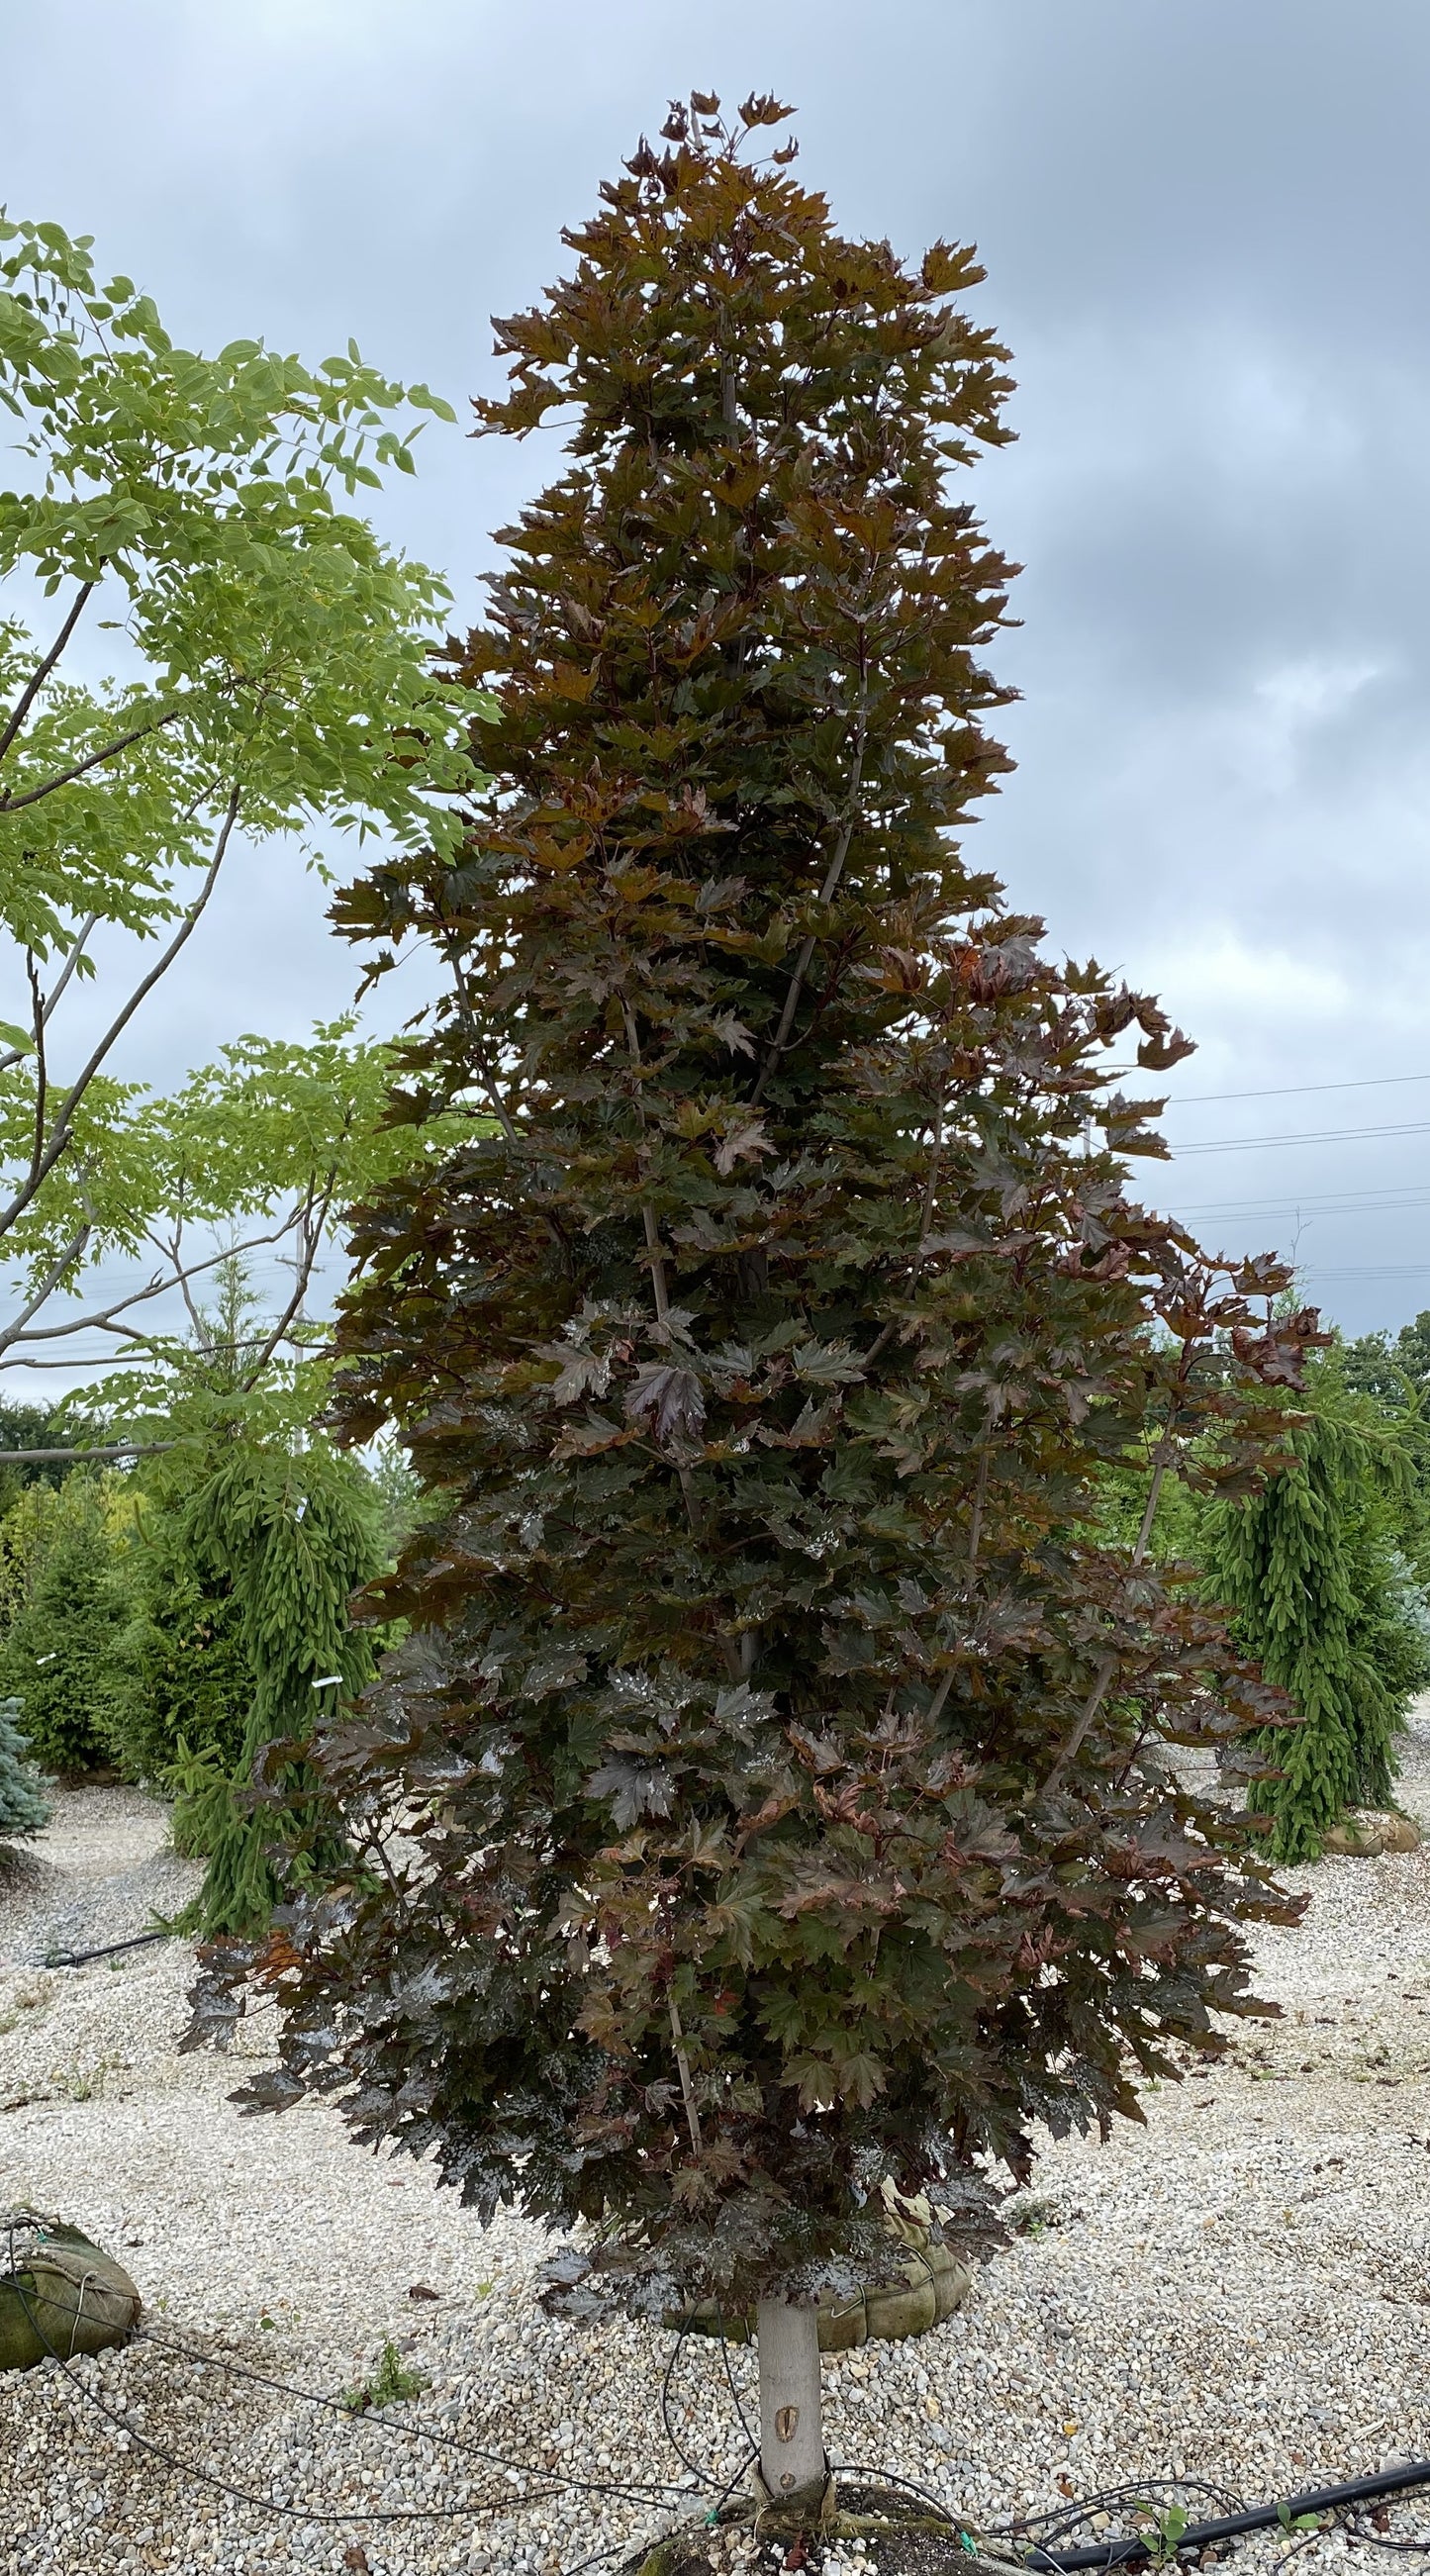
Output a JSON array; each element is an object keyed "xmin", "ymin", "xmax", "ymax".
[
  {"xmin": 1173, "ymin": 1184, "xmax": 1430, "ymax": 1216},
  {"xmin": 1168, "ymin": 1070, "xmax": 1430, "ymax": 1106},
  {"xmin": 1174, "ymin": 1117, "xmax": 1430, "ymax": 1156}
]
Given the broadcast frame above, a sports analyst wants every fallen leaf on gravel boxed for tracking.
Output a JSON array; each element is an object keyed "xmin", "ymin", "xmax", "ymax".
[{"xmin": 408, "ymin": 2282, "xmax": 439, "ymax": 2300}]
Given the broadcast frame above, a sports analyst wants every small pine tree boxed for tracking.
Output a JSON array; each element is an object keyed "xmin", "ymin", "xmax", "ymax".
[
  {"xmin": 204, "ymin": 97, "xmax": 1323, "ymax": 2500},
  {"xmin": 1201, "ymin": 1365, "xmax": 1426, "ymax": 1860},
  {"xmin": 0, "ymin": 1477, "xmax": 127, "ymax": 1773},
  {"xmin": 0, "ymin": 1695, "xmax": 50, "ymax": 1841}
]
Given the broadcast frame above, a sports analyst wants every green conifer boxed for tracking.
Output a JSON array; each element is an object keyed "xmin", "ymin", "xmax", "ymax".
[
  {"xmin": 0, "ymin": 1478, "xmax": 126, "ymax": 1773},
  {"xmin": 0, "ymin": 1695, "xmax": 49, "ymax": 1841},
  {"xmin": 177, "ymin": 1441, "xmax": 384, "ymax": 1935},
  {"xmin": 1202, "ymin": 1370, "xmax": 1422, "ymax": 1859},
  {"xmin": 105, "ymin": 1497, "xmax": 252, "ymax": 1786}
]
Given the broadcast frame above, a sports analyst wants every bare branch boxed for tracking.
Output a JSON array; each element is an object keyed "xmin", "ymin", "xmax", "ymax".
[
  {"xmin": 667, "ymin": 1992, "xmax": 704, "ymax": 2155},
  {"xmin": 167, "ymin": 1215, "xmax": 211, "ymax": 1347},
  {"xmin": 1041, "ymin": 1433, "xmax": 1177, "ymax": 1798},
  {"xmin": 23, "ymin": 951, "xmax": 47, "ymax": 1201},
  {"xmin": 0, "ymin": 709, "xmax": 182, "ymax": 814},
  {"xmin": 0, "ymin": 1349, "xmax": 154, "ymax": 1369},
  {"xmin": 7, "ymin": 1210, "xmax": 306, "ymax": 1343},
  {"xmin": 0, "ymin": 582, "xmax": 97, "ymax": 765},
  {"xmin": 240, "ymin": 1180, "xmax": 335, "ymax": 1388},
  {"xmin": 39, "ymin": 909, "xmax": 100, "ymax": 1028},
  {"xmin": 442, "ymin": 936, "xmax": 523, "ymax": 1146},
  {"xmin": 621, "ymin": 998, "xmax": 742, "ymax": 1688}
]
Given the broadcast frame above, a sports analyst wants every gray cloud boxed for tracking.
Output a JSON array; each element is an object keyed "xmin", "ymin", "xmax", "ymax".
[{"xmin": 5, "ymin": 0, "xmax": 1430, "ymax": 1332}]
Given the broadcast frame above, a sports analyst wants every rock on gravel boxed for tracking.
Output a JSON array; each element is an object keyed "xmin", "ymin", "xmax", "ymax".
[{"xmin": 4, "ymin": 1725, "xmax": 1430, "ymax": 2576}]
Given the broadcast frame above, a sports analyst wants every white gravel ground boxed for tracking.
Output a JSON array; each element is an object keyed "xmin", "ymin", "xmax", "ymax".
[{"xmin": 4, "ymin": 1727, "xmax": 1430, "ymax": 2576}]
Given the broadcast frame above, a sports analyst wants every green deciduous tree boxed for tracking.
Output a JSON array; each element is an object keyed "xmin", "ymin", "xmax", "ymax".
[
  {"xmin": 198, "ymin": 99, "xmax": 1321, "ymax": 2501},
  {"xmin": 0, "ymin": 215, "xmax": 476, "ymax": 1408}
]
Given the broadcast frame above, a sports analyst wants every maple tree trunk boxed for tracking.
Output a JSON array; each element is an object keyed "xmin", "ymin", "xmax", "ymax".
[{"xmin": 756, "ymin": 2301, "xmax": 824, "ymax": 2497}]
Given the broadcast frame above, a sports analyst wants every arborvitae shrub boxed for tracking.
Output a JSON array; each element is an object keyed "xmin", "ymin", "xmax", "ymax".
[{"xmin": 206, "ymin": 98, "xmax": 1322, "ymax": 2332}]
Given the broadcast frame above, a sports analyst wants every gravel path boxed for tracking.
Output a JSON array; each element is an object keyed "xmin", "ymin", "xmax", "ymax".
[{"xmin": 4, "ymin": 1732, "xmax": 1430, "ymax": 2576}]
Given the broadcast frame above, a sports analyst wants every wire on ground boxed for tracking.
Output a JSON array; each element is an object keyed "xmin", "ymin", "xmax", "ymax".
[{"xmin": 12, "ymin": 2265, "xmax": 1430, "ymax": 2570}]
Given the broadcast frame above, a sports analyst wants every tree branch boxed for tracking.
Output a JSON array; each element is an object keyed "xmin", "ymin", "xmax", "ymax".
[
  {"xmin": 24, "ymin": 951, "xmax": 47, "ymax": 1202},
  {"xmin": 621, "ymin": 999, "xmax": 741, "ymax": 1686},
  {"xmin": 6, "ymin": 1210, "xmax": 309, "ymax": 1344},
  {"xmin": 1041, "ymin": 1437, "xmax": 1176, "ymax": 1798},
  {"xmin": 0, "ymin": 911, "xmax": 108, "ymax": 1080},
  {"xmin": 0, "ymin": 1440, "xmax": 175, "ymax": 1464},
  {"xmin": 0, "ymin": 582, "xmax": 96, "ymax": 766},
  {"xmin": 0, "ymin": 784, "xmax": 241, "ymax": 1242},
  {"xmin": 240, "ymin": 1178, "xmax": 335, "ymax": 1389},
  {"xmin": 749, "ymin": 672, "xmax": 869, "ymax": 1108},
  {"xmin": 668, "ymin": 1991, "xmax": 704, "ymax": 2155},
  {"xmin": 0, "ymin": 709, "xmax": 183, "ymax": 813},
  {"xmin": 0, "ymin": 1218, "xmax": 93, "ymax": 1357}
]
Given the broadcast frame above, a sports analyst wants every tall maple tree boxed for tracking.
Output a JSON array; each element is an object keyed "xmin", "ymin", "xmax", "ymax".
[{"xmin": 208, "ymin": 96, "xmax": 1321, "ymax": 2505}]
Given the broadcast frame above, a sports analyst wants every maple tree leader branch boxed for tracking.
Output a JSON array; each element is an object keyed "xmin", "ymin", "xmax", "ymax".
[
  {"xmin": 1041, "ymin": 1433, "xmax": 1177, "ymax": 1796},
  {"xmin": 623, "ymin": 1003, "xmax": 743, "ymax": 1687},
  {"xmin": 668, "ymin": 1990, "xmax": 705, "ymax": 2155},
  {"xmin": 749, "ymin": 673, "xmax": 869, "ymax": 1109}
]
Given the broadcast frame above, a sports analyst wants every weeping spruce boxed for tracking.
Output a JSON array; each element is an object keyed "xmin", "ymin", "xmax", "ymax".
[
  {"xmin": 196, "ymin": 96, "xmax": 1324, "ymax": 2514},
  {"xmin": 174, "ymin": 1442, "xmax": 382, "ymax": 1935},
  {"xmin": 1202, "ymin": 1392, "xmax": 1414, "ymax": 1862}
]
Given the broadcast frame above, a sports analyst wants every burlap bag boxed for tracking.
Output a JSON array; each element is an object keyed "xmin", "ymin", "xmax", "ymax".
[
  {"xmin": 0, "ymin": 2212, "xmax": 142, "ymax": 2372},
  {"xmin": 668, "ymin": 2180, "xmax": 973, "ymax": 2350}
]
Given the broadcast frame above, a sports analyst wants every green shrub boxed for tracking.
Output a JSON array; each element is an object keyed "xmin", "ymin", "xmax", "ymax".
[
  {"xmin": 0, "ymin": 1694, "xmax": 49, "ymax": 1840},
  {"xmin": 1200, "ymin": 1362, "xmax": 1430, "ymax": 1859},
  {"xmin": 0, "ymin": 1478, "xmax": 128, "ymax": 1774},
  {"xmin": 171, "ymin": 1439, "xmax": 385, "ymax": 1934},
  {"xmin": 104, "ymin": 1503, "xmax": 252, "ymax": 1785}
]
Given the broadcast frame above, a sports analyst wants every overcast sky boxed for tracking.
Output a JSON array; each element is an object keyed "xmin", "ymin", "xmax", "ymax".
[{"xmin": 6, "ymin": 0, "xmax": 1430, "ymax": 1343}]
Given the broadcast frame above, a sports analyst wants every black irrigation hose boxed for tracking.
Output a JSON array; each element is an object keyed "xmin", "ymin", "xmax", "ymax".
[
  {"xmin": 661, "ymin": 2322, "xmax": 724, "ymax": 2492},
  {"xmin": 716, "ymin": 2318, "xmax": 758, "ymax": 2454},
  {"xmin": 11, "ymin": 2281, "xmax": 699, "ymax": 2526},
  {"xmin": 833, "ymin": 2463, "xmax": 962, "ymax": 2524},
  {"xmin": 1009, "ymin": 2475, "xmax": 1252, "ymax": 2554},
  {"xmin": 44, "ymin": 1930, "xmax": 168, "ymax": 1968},
  {"xmin": 1024, "ymin": 2460, "xmax": 1430, "ymax": 2570}
]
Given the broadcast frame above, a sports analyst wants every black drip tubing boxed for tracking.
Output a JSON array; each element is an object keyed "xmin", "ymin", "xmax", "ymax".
[
  {"xmin": 1027, "ymin": 2457, "xmax": 1430, "ymax": 2569},
  {"xmin": 44, "ymin": 1930, "xmax": 168, "ymax": 1968}
]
